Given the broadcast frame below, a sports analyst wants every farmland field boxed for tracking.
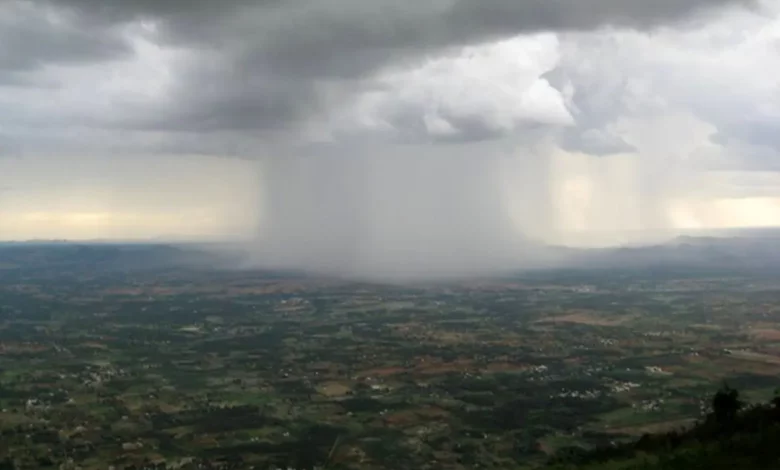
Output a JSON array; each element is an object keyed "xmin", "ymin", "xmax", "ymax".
[{"xmin": 1, "ymin": 244, "xmax": 779, "ymax": 469}]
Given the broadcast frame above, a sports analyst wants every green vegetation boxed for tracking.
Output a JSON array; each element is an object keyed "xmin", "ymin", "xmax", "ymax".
[
  {"xmin": 1, "ymin": 244, "xmax": 780, "ymax": 469},
  {"xmin": 546, "ymin": 386, "xmax": 780, "ymax": 469}
]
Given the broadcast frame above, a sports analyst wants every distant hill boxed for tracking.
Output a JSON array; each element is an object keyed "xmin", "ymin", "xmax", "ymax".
[
  {"xmin": 4, "ymin": 231, "xmax": 780, "ymax": 279},
  {"xmin": 558, "ymin": 234, "xmax": 780, "ymax": 273},
  {"xmin": 0, "ymin": 243, "xmax": 235, "ymax": 273}
]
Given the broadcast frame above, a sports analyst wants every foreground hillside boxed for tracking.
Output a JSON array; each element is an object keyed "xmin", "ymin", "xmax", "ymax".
[{"xmin": 545, "ymin": 386, "xmax": 780, "ymax": 470}]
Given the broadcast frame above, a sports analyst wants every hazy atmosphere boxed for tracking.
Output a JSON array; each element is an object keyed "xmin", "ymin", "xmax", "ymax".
[
  {"xmin": 1, "ymin": 0, "xmax": 780, "ymax": 276},
  {"xmin": 5, "ymin": 3, "xmax": 780, "ymax": 468}
]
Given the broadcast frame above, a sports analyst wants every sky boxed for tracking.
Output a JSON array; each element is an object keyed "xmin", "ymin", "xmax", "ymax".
[{"xmin": 0, "ymin": 0, "xmax": 779, "ymax": 276}]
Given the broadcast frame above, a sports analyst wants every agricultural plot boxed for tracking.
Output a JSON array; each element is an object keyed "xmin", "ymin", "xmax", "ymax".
[{"xmin": 1, "ymin": 245, "xmax": 779, "ymax": 469}]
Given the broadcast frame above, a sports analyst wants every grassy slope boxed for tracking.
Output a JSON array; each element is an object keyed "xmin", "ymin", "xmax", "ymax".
[{"xmin": 544, "ymin": 397, "xmax": 780, "ymax": 470}]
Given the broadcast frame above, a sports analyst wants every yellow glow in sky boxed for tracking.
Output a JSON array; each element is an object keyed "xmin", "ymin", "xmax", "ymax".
[{"xmin": 0, "ymin": 154, "xmax": 259, "ymax": 241}]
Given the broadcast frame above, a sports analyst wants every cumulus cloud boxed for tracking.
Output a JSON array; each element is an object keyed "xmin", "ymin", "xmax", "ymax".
[
  {"xmin": 0, "ymin": 1, "xmax": 130, "ymax": 73},
  {"xmin": 0, "ymin": 0, "xmax": 758, "ymax": 154},
  {"xmin": 554, "ymin": 1, "xmax": 780, "ymax": 159},
  {"xmin": 2, "ymin": 0, "xmax": 780, "ymax": 277},
  {"xmin": 326, "ymin": 33, "xmax": 573, "ymax": 143}
]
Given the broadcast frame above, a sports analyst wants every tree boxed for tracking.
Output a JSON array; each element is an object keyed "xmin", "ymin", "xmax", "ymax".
[
  {"xmin": 772, "ymin": 389, "xmax": 780, "ymax": 409},
  {"xmin": 712, "ymin": 384, "xmax": 742, "ymax": 425}
]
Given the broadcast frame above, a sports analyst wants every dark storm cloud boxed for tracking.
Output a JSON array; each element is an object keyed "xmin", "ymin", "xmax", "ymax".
[
  {"xmin": 51, "ymin": 0, "xmax": 758, "ymax": 81},
  {"xmin": 721, "ymin": 121, "xmax": 780, "ymax": 153},
  {"xmin": 710, "ymin": 129, "xmax": 780, "ymax": 171},
  {"xmin": 0, "ymin": 2, "xmax": 130, "ymax": 75},
  {"xmin": 133, "ymin": 80, "xmax": 314, "ymax": 133},
  {"xmin": 353, "ymin": 108, "xmax": 538, "ymax": 144},
  {"xmin": 560, "ymin": 128, "xmax": 636, "ymax": 156},
  {"xmin": 19, "ymin": 0, "xmax": 755, "ymax": 138},
  {"xmin": 53, "ymin": 0, "xmax": 756, "ymax": 52},
  {"xmin": 544, "ymin": 51, "xmax": 636, "ymax": 156}
]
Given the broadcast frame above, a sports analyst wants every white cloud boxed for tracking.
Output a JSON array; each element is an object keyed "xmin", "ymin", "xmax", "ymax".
[
  {"xmin": 557, "ymin": 1, "xmax": 780, "ymax": 159},
  {"xmin": 329, "ymin": 33, "xmax": 573, "ymax": 141},
  {"xmin": 3, "ymin": 0, "xmax": 780, "ymax": 255},
  {"xmin": 0, "ymin": 18, "xmax": 189, "ymax": 155}
]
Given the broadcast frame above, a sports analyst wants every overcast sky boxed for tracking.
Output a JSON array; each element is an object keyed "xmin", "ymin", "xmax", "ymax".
[{"xmin": 0, "ymin": 0, "xmax": 779, "ymax": 276}]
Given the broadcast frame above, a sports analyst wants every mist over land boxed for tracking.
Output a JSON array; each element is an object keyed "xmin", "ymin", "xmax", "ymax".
[
  {"xmin": 5, "ymin": 228, "xmax": 780, "ymax": 283},
  {"xmin": 256, "ymin": 148, "xmax": 548, "ymax": 279},
  {"xmin": 252, "ymin": 142, "xmax": 698, "ymax": 280}
]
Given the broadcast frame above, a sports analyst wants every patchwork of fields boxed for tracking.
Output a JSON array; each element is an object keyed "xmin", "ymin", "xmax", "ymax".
[{"xmin": 1, "ymin": 246, "xmax": 780, "ymax": 469}]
